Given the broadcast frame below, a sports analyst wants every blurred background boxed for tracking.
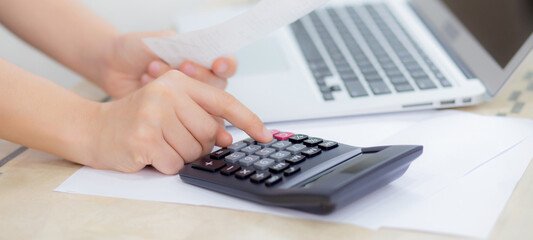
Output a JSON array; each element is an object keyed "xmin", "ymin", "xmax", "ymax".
[{"xmin": 0, "ymin": 0, "xmax": 256, "ymax": 89}]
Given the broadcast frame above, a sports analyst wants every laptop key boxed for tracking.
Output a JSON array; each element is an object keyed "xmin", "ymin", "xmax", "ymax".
[
  {"xmin": 345, "ymin": 81, "xmax": 368, "ymax": 98},
  {"xmin": 323, "ymin": 92, "xmax": 334, "ymax": 101},
  {"xmin": 414, "ymin": 78, "xmax": 438, "ymax": 89},
  {"xmin": 390, "ymin": 75, "xmax": 408, "ymax": 84},
  {"xmin": 394, "ymin": 83, "xmax": 415, "ymax": 92},
  {"xmin": 368, "ymin": 81, "xmax": 392, "ymax": 95}
]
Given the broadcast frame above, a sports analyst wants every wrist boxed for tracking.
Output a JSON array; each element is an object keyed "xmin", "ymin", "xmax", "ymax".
[{"xmin": 58, "ymin": 97, "xmax": 102, "ymax": 167}]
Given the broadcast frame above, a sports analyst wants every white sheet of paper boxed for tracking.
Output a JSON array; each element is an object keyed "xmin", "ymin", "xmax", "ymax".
[
  {"xmin": 143, "ymin": 0, "xmax": 330, "ymax": 68},
  {"xmin": 380, "ymin": 136, "xmax": 533, "ymax": 239},
  {"xmin": 55, "ymin": 111, "xmax": 533, "ymax": 238}
]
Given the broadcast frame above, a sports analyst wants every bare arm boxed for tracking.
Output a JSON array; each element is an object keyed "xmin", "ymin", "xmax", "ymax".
[
  {"xmin": 0, "ymin": 0, "xmax": 118, "ymax": 85},
  {"xmin": 0, "ymin": 58, "xmax": 98, "ymax": 161},
  {"xmin": 0, "ymin": 58, "xmax": 271, "ymax": 174}
]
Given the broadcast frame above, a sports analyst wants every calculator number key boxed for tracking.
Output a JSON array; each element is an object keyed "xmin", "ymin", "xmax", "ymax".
[
  {"xmin": 269, "ymin": 151, "xmax": 291, "ymax": 162},
  {"xmin": 286, "ymin": 144, "xmax": 307, "ymax": 154},
  {"xmin": 239, "ymin": 155, "xmax": 260, "ymax": 167},
  {"xmin": 225, "ymin": 152, "xmax": 246, "ymax": 164},
  {"xmin": 271, "ymin": 141, "xmax": 292, "ymax": 150},
  {"xmin": 192, "ymin": 159, "xmax": 226, "ymax": 172},
  {"xmin": 255, "ymin": 148, "xmax": 276, "ymax": 158},
  {"xmin": 241, "ymin": 145, "xmax": 262, "ymax": 155},
  {"xmin": 257, "ymin": 139, "xmax": 278, "ymax": 148},
  {"xmin": 253, "ymin": 158, "xmax": 275, "ymax": 171},
  {"xmin": 227, "ymin": 141, "xmax": 248, "ymax": 152}
]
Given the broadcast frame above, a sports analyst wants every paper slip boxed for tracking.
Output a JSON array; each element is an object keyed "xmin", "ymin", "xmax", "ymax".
[
  {"xmin": 56, "ymin": 110, "xmax": 533, "ymax": 238},
  {"xmin": 143, "ymin": 0, "xmax": 330, "ymax": 68}
]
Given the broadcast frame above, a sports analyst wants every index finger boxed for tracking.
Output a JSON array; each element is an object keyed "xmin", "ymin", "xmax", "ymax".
[{"xmin": 161, "ymin": 71, "xmax": 272, "ymax": 143}]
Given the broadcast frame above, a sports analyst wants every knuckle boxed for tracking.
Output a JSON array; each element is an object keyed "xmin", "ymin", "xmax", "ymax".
[
  {"xmin": 161, "ymin": 69, "xmax": 186, "ymax": 81},
  {"xmin": 130, "ymin": 125, "xmax": 158, "ymax": 148},
  {"xmin": 217, "ymin": 92, "xmax": 239, "ymax": 114},
  {"xmin": 182, "ymin": 142, "xmax": 203, "ymax": 163}
]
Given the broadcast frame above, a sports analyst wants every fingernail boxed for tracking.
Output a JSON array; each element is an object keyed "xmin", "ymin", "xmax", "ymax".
[
  {"xmin": 141, "ymin": 74, "xmax": 150, "ymax": 84},
  {"xmin": 148, "ymin": 62, "xmax": 161, "ymax": 75},
  {"xmin": 216, "ymin": 61, "xmax": 228, "ymax": 74},
  {"xmin": 262, "ymin": 127, "xmax": 273, "ymax": 140},
  {"xmin": 182, "ymin": 63, "xmax": 195, "ymax": 76}
]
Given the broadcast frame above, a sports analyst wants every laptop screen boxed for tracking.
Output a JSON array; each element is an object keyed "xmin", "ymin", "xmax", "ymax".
[
  {"xmin": 441, "ymin": 0, "xmax": 533, "ymax": 68},
  {"xmin": 412, "ymin": 0, "xmax": 533, "ymax": 96}
]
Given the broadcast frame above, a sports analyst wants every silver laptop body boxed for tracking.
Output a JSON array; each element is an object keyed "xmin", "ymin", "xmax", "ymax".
[{"xmin": 221, "ymin": 0, "xmax": 533, "ymax": 123}]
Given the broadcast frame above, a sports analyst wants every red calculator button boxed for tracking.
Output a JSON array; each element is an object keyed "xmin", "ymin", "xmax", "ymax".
[{"xmin": 274, "ymin": 132, "xmax": 295, "ymax": 141}]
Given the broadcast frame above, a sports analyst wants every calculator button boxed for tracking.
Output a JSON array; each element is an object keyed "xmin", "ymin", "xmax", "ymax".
[
  {"xmin": 318, "ymin": 141, "xmax": 339, "ymax": 150},
  {"xmin": 304, "ymin": 137, "xmax": 323, "ymax": 147},
  {"xmin": 265, "ymin": 175, "xmax": 282, "ymax": 187},
  {"xmin": 225, "ymin": 152, "xmax": 246, "ymax": 164},
  {"xmin": 235, "ymin": 167, "xmax": 256, "ymax": 179},
  {"xmin": 220, "ymin": 164, "xmax": 241, "ymax": 176},
  {"xmin": 257, "ymin": 139, "xmax": 278, "ymax": 148},
  {"xmin": 243, "ymin": 138, "xmax": 256, "ymax": 145},
  {"xmin": 250, "ymin": 172, "xmax": 271, "ymax": 183},
  {"xmin": 286, "ymin": 144, "xmax": 307, "ymax": 154},
  {"xmin": 192, "ymin": 159, "xmax": 226, "ymax": 172},
  {"xmin": 254, "ymin": 148, "xmax": 276, "ymax": 158},
  {"xmin": 239, "ymin": 155, "xmax": 260, "ymax": 167},
  {"xmin": 285, "ymin": 155, "xmax": 306, "ymax": 165},
  {"xmin": 253, "ymin": 158, "xmax": 275, "ymax": 171},
  {"xmin": 210, "ymin": 149, "xmax": 232, "ymax": 159},
  {"xmin": 289, "ymin": 134, "xmax": 309, "ymax": 143},
  {"xmin": 227, "ymin": 141, "xmax": 248, "ymax": 152},
  {"xmin": 269, "ymin": 151, "xmax": 291, "ymax": 162},
  {"xmin": 274, "ymin": 132, "xmax": 295, "ymax": 141},
  {"xmin": 241, "ymin": 145, "xmax": 262, "ymax": 155},
  {"xmin": 284, "ymin": 166, "xmax": 301, "ymax": 176},
  {"xmin": 271, "ymin": 141, "xmax": 292, "ymax": 150},
  {"xmin": 269, "ymin": 162, "xmax": 290, "ymax": 173},
  {"xmin": 301, "ymin": 147, "xmax": 322, "ymax": 158}
]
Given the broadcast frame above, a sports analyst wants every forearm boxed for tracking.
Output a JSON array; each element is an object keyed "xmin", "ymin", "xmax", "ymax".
[
  {"xmin": 0, "ymin": 58, "xmax": 99, "ymax": 164},
  {"xmin": 0, "ymin": 0, "xmax": 119, "ymax": 86}
]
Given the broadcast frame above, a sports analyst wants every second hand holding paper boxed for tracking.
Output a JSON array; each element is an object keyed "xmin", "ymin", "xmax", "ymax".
[{"xmin": 143, "ymin": 0, "xmax": 331, "ymax": 68}]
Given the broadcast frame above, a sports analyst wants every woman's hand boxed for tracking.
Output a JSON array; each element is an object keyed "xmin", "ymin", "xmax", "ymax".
[
  {"xmin": 83, "ymin": 70, "xmax": 271, "ymax": 175},
  {"xmin": 98, "ymin": 31, "xmax": 238, "ymax": 99}
]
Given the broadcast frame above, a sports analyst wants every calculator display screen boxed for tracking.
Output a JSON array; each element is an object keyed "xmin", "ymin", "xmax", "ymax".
[{"xmin": 298, "ymin": 154, "xmax": 382, "ymax": 189}]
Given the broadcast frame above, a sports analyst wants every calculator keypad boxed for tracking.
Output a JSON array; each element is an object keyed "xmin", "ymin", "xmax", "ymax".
[{"xmin": 189, "ymin": 131, "xmax": 343, "ymax": 187}]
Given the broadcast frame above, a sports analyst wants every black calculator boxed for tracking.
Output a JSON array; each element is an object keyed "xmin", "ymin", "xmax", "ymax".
[{"xmin": 179, "ymin": 130, "xmax": 423, "ymax": 215}]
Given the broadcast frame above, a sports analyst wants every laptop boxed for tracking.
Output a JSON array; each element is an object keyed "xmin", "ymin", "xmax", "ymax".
[{"xmin": 178, "ymin": 0, "xmax": 533, "ymax": 123}]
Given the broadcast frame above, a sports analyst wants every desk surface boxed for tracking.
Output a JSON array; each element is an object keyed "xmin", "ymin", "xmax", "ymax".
[{"xmin": 1, "ymin": 35, "xmax": 533, "ymax": 240}]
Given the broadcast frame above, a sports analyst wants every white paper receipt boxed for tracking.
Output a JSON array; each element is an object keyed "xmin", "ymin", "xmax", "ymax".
[{"xmin": 143, "ymin": 0, "xmax": 331, "ymax": 68}]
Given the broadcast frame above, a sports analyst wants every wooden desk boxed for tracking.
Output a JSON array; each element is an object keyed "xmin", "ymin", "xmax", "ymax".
[{"xmin": 1, "ymin": 53, "xmax": 532, "ymax": 239}]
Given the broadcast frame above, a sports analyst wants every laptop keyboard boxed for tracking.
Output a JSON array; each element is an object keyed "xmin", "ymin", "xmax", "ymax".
[{"xmin": 291, "ymin": 4, "xmax": 453, "ymax": 101}]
